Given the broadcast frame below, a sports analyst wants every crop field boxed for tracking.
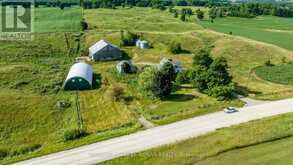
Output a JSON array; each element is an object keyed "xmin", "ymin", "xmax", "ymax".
[
  {"xmin": 255, "ymin": 64, "xmax": 293, "ymax": 85},
  {"xmin": 103, "ymin": 112, "xmax": 293, "ymax": 165},
  {"xmin": 199, "ymin": 16, "xmax": 293, "ymax": 51}
]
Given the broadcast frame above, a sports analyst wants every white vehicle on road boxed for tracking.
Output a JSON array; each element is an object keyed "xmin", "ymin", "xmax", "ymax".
[{"xmin": 224, "ymin": 107, "xmax": 238, "ymax": 113}]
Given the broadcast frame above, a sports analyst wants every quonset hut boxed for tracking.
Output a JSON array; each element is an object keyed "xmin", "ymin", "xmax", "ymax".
[{"xmin": 64, "ymin": 62, "xmax": 93, "ymax": 90}]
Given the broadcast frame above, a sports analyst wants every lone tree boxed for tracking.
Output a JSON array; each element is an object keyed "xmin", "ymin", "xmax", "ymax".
[
  {"xmin": 180, "ymin": 13, "xmax": 186, "ymax": 21},
  {"xmin": 80, "ymin": 19, "xmax": 88, "ymax": 31},
  {"xmin": 169, "ymin": 41, "xmax": 182, "ymax": 54},
  {"xmin": 196, "ymin": 9, "xmax": 204, "ymax": 20}
]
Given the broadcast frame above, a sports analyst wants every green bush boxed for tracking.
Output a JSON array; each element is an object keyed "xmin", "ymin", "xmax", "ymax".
[
  {"xmin": 0, "ymin": 149, "xmax": 8, "ymax": 159},
  {"xmin": 208, "ymin": 83, "xmax": 235, "ymax": 101},
  {"xmin": 175, "ymin": 70, "xmax": 191, "ymax": 85},
  {"xmin": 64, "ymin": 129, "xmax": 88, "ymax": 141},
  {"xmin": 120, "ymin": 31, "xmax": 139, "ymax": 46},
  {"xmin": 169, "ymin": 41, "xmax": 182, "ymax": 54}
]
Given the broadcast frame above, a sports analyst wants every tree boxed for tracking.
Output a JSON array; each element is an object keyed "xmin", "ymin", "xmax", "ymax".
[
  {"xmin": 190, "ymin": 66, "xmax": 209, "ymax": 92},
  {"xmin": 207, "ymin": 83, "xmax": 235, "ymax": 100},
  {"xmin": 120, "ymin": 31, "xmax": 139, "ymax": 46},
  {"xmin": 80, "ymin": 19, "xmax": 88, "ymax": 31},
  {"xmin": 180, "ymin": 13, "xmax": 186, "ymax": 21},
  {"xmin": 174, "ymin": 11, "xmax": 178, "ymax": 18},
  {"xmin": 196, "ymin": 9, "xmax": 204, "ymax": 20},
  {"xmin": 139, "ymin": 67, "xmax": 158, "ymax": 97},
  {"xmin": 139, "ymin": 65, "xmax": 174, "ymax": 99},
  {"xmin": 169, "ymin": 41, "xmax": 182, "ymax": 54},
  {"xmin": 160, "ymin": 61, "xmax": 176, "ymax": 82},
  {"xmin": 207, "ymin": 57, "xmax": 232, "ymax": 88},
  {"xmin": 192, "ymin": 49, "xmax": 213, "ymax": 68}
]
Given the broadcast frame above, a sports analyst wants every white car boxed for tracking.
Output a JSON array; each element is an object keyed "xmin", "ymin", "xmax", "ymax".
[{"xmin": 224, "ymin": 107, "xmax": 238, "ymax": 113}]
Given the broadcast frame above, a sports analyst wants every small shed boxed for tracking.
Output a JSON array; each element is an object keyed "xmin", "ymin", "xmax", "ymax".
[
  {"xmin": 136, "ymin": 40, "xmax": 149, "ymax": 49},
  {"xmin": 116, "ymin": 60, "xmax": 136, "ymax": 74},
  {"xmin": 89, "ymin": 40, "xmax": 122, "ymax": 61},
  {"xmin": 64, "ymin": 62, "xmax": 93, "ymax": 90}
]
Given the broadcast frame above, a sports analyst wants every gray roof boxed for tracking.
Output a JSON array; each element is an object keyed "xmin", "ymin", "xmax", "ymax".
[
  {"xmin": 89, "ymin": 40, "xmax": 118, "ymax": 54},
  {"xmin": 65, "ymin": 62, "xmax": 93, "ymax": 86}
]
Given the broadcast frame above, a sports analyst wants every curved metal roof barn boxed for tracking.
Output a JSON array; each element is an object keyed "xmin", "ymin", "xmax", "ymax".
[{"xmin": 64, "ymin": 62, "xmax": 93, "ymax": 90}]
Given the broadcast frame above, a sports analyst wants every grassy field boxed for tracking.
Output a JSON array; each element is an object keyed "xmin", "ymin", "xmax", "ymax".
[
  {"xmin": 103, "ymin": 112, "xmax": 293, "ymax": 165},
  {"xmin": 196, "ymin": 136, "xmax": 293, "ymax": 165},
  {"xmin": 84, "ymin": 7, "xmax": 202, "ymax": 33},
  {"xmin": 255, "ymin": 64, "xmax": 293, "ymax": 85},
  {"xmin": 199, "ymin": 16, "xmax": 293, "ymax": 51},
  {"xmin": 0, "ymin": 32, "xmax": 140, "ymax": 164},
  {"xmin": 34, "ymin": 7, "xmax": 81, "ymax": 32},
  {"xmin": 2, "ymin": 6, "xmax": 293, "ymax": 164}
]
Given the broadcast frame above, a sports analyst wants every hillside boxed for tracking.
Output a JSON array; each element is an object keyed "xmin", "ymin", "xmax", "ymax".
[{"xmin": 1, "ymin": 6, "xmax": 293, "ymax": 164}]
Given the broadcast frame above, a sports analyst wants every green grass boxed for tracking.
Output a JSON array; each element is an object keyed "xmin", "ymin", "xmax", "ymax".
[
  {"xmin": 0, "ymin": 33, "xmax": 141, "ymax": 164},
  {"xmin": 102, "ymin": 112, "xmax": 293, "ymax": 165},
  {"xmin": 199, "ymin": 16, "xmax": 293, "ymax": 51},
  {"xmin": 84, "ymin": 7, "xmax": 202, "ymax": 33},
  {"xmin": 196, "ymin": 136, "xmax": 293, "ymax": 165},
  {"xmin": 255, "ymin": 64, "xmax": 293, "ymax": 85}
]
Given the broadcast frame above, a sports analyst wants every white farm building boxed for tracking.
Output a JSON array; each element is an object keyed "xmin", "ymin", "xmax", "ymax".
[
  {"xmin": 89, "ymin": 40, "xmax": 122, "ymax": 61},
  {"xmin": 64, "ymin": 62, "xmax": 93, "ymax": 90}
]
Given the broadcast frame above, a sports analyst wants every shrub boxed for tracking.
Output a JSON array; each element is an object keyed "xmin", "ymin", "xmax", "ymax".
[
  {"xmin": 264, "ymin": 59, "xmax": 274, "ymax": 66},
  {"xmin": 175, "ymin": 70, "xmax": 191, "ymax": 85},
  {"xmin": 64, "ymin": 129, "xmax": 88, "ymax": 141},
  {"xmin": 107, "ymin": 86, "xmax": 125, "ymax": 101},
  {"xmin": 120, "ymin": 31, "xmax": 139, "ymax": 46},
  {"xmin": 11, "ymin": 144, "xmax": 41, "ymax": 156},
  {"xmin": 80, "ymin": 19, "xmax": 88, "ymax": 31},
  {"xmin": 169, "ymin": 41, "xmax": 182, "ymax": 54},
  {"xmin": 208, "ymin": 83, "xmax": 235, "ymax": 101},
  {"xmin": 0, "ymin": 149, "xmax": 8, "ymax": 159}
]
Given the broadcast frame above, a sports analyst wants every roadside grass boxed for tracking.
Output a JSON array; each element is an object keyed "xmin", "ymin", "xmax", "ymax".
[
  {"xmin": 198, "ymin": 16, "xmax": 293, "ymax": 51},
  {"xmin": 34, "ymin": 7, "xmax": 81, "ymax": 32},
  {"xmin": 255, "ymin": 64, "xmax": 293, "ymax": 85},
  {"xmin": 196, "ymin": 136, "xmax": 293, "ymax": 165},
  {"xmin": 140, "ymin": 87, "xmax": 243, "ymax": 125},
  {"xmin": 102, "ymin": 112, "xmax": 293, "ymax": 165}
]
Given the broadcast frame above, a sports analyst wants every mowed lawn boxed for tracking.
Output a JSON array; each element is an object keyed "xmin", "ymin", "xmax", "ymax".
[
  {"xmin": 103, "ymin": 112, "xmax": 293, "ymax": 165},
  {"xmin": 34, "ymin": 7, "xmax": 81, "ymax": 32},
  {"xmin": 199, "ymin": 16, "xmax": 293, "ymax": 51}
]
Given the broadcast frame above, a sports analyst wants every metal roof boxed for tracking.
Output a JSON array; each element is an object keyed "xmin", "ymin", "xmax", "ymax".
[
  {"xmin": 65, "ymin": 62, "xmax": 93, "ymax": 86},
  {"xmin": 89, "ymin": 40, "xmax": 118, "ymax": 54}
]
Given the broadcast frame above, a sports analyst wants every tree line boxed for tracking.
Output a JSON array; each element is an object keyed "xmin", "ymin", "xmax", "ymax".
[{"xmin": 209, "ymin": 3, "xmax": 293, "ymax": 18}]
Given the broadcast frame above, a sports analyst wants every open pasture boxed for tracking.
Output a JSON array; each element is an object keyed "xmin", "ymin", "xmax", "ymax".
[{"xmin": 199, "ymin": 16, "xmax": 293, "ymax": 51}]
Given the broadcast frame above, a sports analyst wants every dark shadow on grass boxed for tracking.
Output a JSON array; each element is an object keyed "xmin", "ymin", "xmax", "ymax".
[
  {"xmin": 92, "ymin": 73, "xmax": 102, "ymax": 89},
  {"xmin": 162, "ymin": 94, "xmax": 196, "ymax": 102},
  {"xmin": 235, "ymin": 83, "xmax": 262, "ymax": 97},
  {"xmin": 121, "ymin": 50, "xmax": 131, "ymax": 60}
]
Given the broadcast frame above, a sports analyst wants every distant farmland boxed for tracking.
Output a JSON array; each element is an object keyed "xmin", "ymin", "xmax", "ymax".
[{"xmin": 199, "ymin": 16, "xmax": 293, "ymax": 51}]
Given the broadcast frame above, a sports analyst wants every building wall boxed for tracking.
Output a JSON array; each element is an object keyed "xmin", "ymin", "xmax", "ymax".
[{"xmin": 92, "ymin": 45, "xmax": 122, "ymax": 61}]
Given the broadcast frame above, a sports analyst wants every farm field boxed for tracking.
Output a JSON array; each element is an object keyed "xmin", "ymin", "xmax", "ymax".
[
  {"xmin": 2, "ymin": 6, "xmax": 293, "ymax": 164},
  {"xmin": 255, "ymin": 64, "xmax": 293, "ymax": 85},
  {"xmin": 199, "ymin": 16, "xmax": 293, "ymax": 51},
  {"xmin": 0, "ymin": 32, "xmax": 140, "ymax": 164},
  {"xmin": 103, "ymin": 112, "xmax": 293, "ymax": 165},
  {"xmin": 34, "ymin": 7, "xmax": 81, "ymax": 32}
]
